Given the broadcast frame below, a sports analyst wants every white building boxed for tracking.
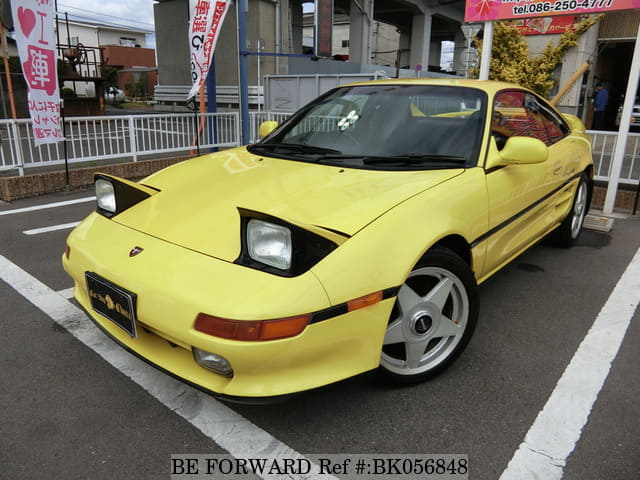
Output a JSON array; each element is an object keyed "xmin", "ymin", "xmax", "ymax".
[{"xmin": 57, "ymin": 18, "xmax": 152, "ymax": 50}]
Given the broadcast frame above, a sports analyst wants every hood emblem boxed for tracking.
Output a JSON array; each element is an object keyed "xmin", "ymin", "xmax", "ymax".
[{"xmin": 129, "ymin": 246, "xmax": 144, "ymax": 257}]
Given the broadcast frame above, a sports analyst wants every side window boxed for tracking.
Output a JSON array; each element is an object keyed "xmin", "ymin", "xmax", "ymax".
[
  {"xmin": 493, "ymin": 91, "xmax": 537, "ymax": 148},
  {"xmin": 522, "ymin": 94, "xmax": 551, "ymax": 145},
  {"xmin": 536, "ymin": 100, "xmax": 570, "ymax": 145},
  {"xmin": 492, "ymin": 90, "xmax": 567, "ymax": 148}
]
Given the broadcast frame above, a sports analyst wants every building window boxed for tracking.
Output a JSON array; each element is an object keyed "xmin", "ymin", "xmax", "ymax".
[
  {"xmin": 119, "ymin": 37, "xmax": 137, "ymax": 47},
  {"xmin": 341, "ymin": 40, "xmax": 349, "ymax": 48}
]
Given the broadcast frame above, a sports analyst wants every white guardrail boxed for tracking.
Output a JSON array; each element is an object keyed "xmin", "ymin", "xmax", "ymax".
[
  {"xmin": 0, "ymin": 112, "xmax": 242, "ymax": 174},
  {"xmin": 0, "ymin": 113, "xmax": 638, "ymax": 187},
  {"xmin": 590, "ymin": 130, "xmax": 640, "ymax": 185}
]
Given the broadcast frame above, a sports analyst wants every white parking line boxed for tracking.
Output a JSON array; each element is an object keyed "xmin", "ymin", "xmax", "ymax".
[
  {"xmin": 0, "ymin": 197, "xmax": 95, "ymax": 216},
  {"xmin": 23, "ymin": 222, "xmax": 81, "ymax": 235},
  {"xmin": 57, "ymin": 287, "xmax": 74, "ymax": 299},
  {"xmin": 0, "ymin": 255, "xmax": 336, "ymax": 480},
  {"xmin": 500, "ymin": 246, "xmax": 640, "ymax": 480}
]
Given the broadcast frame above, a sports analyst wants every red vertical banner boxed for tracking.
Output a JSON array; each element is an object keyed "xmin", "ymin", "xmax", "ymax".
[
  {"xmin": 188, "ymin": 0, "xmax": 231, "ymax": 101},
  {"xmin": 11, "ymin": 0, "xmax": 63, "ymax": 146},
  {"xmin": 315, "ymin": 0, "xmax": 333, "ymax": 58}
]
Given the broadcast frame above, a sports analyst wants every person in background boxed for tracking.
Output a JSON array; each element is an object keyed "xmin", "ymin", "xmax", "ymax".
[{"xmin": 593, "ymin": 83, "xmax": 609, "ymax": 130}]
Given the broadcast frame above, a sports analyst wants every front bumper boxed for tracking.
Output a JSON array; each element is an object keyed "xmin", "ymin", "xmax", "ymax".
[{"xmin": 63, "ymin": 213, "xmax": 394, "ymax": 399}]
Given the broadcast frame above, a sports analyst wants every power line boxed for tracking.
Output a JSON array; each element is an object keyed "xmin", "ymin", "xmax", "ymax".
[
  {"xmin": 57, "ymin": 3, "xmax": 155, "ymax": 29},
  {"xmin": 59, "ymin": 12, "xmax": 155, "ymax": 35},
  {"xmin": 60, "ymin": 12, "xmax": 155, "ymax": 34}
]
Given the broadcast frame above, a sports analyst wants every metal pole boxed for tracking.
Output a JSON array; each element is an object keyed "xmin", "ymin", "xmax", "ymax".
[
  {"xmin": 603, "ymin": 22, "xmax": 640, "ymax": 214},
  {"xmin": 207, "ymin": 55, "xmax": 218, "ymax": 152},
  {"xmin": 479, "ymin": 21, "xmax": 493, "ymax": 81},
  {"xmin": 61, "ymin": 100, "xmax": 69, "ymax": 188},
  {"xmin": 237, "ymin": 0, "xmax": 250, "ymax": 145},
  {"xmin": 55, "ymin": 1, "xmax": 70, "ymax": 189},
  {"xmin": 194, "ymin": 107, "xmax": 200, "ymax": 155},
  {"xmin": 257, "ymin": 40, "xmax": 261, "ymax": 113},
  {"xmin": 0, "ymin": 21, "xmax": 17, "ymax": 119},
  {"xmin": 274, "ymin": 0, "xmax": 280, "ymax": 74},
  {"xmin": 0, "ymin": 19, "xmax": 8, "ymax": 119},
  {"xmin": 0, "ymin": 73, "xmax": 6, "ymax": 119},
  {"xmin": 633, "ymin": 177, "xmax": 639, "ymax": 215}
]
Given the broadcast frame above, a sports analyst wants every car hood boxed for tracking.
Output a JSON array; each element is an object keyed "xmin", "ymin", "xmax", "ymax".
[{"xmin": 113, "ymin": 148, "xmax": 463, "ymax": 262}]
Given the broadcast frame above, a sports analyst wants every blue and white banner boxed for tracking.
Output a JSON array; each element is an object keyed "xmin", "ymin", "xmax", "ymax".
[{"xmin": 187, "ymin": 0, "xmax": 231, "ymax": 101}]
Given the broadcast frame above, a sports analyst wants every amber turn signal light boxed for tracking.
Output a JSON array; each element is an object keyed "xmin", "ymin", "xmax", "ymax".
[
  {"xmin": 195, "ymin": 313, "xmax": 310, "ymax": 341},
  {"xmin": 347, "ymin": 291, "xmax": 383, "ymax": 312}
]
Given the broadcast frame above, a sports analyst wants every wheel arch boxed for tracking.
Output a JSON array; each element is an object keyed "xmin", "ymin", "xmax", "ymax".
[{"xmin": 420, "ymin": 234, "xmax": 473, "ymax": 270}]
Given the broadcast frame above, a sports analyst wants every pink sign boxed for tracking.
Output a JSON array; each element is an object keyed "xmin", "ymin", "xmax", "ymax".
[
  {"xmin": 187, "ymin": 0, "xmax": 231, "ymax": 101},
  {"xmin": 12, "ymin": 0, "xmax": 64, "ymax": 146},
  {"xmin": 465, "ymin": 0, "xmax": 640, "ymax": 22}
]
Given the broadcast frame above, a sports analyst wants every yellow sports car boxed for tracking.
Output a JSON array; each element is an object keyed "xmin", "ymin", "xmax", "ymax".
[{"xmin": 63, "ymin": 79, "xmax": 593, "ymax": 402}]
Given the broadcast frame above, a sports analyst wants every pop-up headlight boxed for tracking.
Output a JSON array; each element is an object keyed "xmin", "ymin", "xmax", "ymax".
[
  {"xmin": 95, "ymin": 178, "xmax": 116, "ymax": 214},
  {"xmin": 235, "ymin": 209, "xmax": 344, "ymax": 277},
  {"xmin": 94, "ymin": 174, "xmax": 158, "ymax": 218},
  {"xmin": 247, "ymin": 219, "xmax": 292, "ymax": 270}
]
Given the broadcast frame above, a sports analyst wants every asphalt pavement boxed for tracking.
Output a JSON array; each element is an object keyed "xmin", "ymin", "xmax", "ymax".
[{"xmin": 1, "ymin": 188, "xmax": 639, "ymax": 480}]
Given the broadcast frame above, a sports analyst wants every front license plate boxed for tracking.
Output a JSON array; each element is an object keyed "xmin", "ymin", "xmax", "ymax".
[{"xmin": 85, "ymin": 272, "xmax": 137, "ymax": 338}]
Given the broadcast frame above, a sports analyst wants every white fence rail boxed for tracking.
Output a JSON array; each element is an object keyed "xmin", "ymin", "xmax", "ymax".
[
  {"xmin": 0, "ymin": 112, "xmax": 241, "ymax": 174},
  {"xmin": 1, "ymin": 113, "xmax": 638, "ymax": 189},
  {"xmin": 589, "ymin": 130, "xmax": 640, "ymax": 185}
]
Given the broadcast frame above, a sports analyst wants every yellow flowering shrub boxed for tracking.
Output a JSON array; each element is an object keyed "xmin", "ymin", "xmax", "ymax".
[{"xmin": 470, "ymin": 15, "xmax": 603, "ymax": 97}]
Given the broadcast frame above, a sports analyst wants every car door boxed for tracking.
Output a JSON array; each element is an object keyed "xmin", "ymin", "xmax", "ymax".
[{"xmin": 481, "ymin": 90, "xmax": 577, "ymax": 277}]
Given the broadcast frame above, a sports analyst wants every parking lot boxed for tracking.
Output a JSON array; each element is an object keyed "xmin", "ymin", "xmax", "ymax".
[{"xmin": 1, "ymin": 189, "xmax": 639, "ymax": 480}]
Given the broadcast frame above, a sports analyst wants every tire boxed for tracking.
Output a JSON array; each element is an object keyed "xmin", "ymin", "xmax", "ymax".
[
  {"xmin": 554, "ymin": 173, "xmax": 591, "ymax": 247},
  {"xmin": 379, "ymin": 247, "xmax": 479, "ymax": 384}
]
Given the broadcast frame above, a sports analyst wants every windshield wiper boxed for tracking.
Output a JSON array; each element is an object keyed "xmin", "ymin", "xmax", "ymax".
[
  {"xmin": 315, "ymin": 153, "xmax": 467, "ymax": 166},
  {"xmin": 248, "ymin": 143, "xmax": 341, "ymax": 155},
  {"xmin": 362, "ymin": 154, "xmax": 467, "ymax": 165}
]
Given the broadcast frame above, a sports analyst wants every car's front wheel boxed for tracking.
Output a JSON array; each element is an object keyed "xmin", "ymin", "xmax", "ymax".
[{"xmin": 379, "ymin": 247, "xmax": 478, "ymax": 384}]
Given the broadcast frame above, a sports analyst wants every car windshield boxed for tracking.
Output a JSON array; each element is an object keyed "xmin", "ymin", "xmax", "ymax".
[{"xmin": 249, "ymin": 84, "xmax": 487, "ymax": 170}]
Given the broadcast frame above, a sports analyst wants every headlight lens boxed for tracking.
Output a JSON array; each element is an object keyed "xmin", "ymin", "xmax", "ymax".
[
  {"xmin": 95, "ymin": 178, "xmax": 116, "ymax": 213},
  {"xmin": 247, "ymin": 219, "xmax": 292, "ymax": 270}
]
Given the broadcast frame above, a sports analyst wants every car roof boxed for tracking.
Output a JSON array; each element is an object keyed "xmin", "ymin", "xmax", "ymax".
[{"xmin": 341, "ymin": 78, "xmax": 525, "ymax": 96}]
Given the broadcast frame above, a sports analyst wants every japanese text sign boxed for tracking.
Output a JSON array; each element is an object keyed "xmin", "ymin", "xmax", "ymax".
[
  {"xmin": 187, "ymin": 0, "xmax": 231, "ymax": 101},
  {"xmin": 11, "ymin": 0, "xmax": 64, "ymax": 146},
  {"xmin": 465, "ymin": 0, "xmax": 640, "ymax": 22},
  {"xmin": 506, "ymin": 15, "xmax": 578, "ymax": 34}
]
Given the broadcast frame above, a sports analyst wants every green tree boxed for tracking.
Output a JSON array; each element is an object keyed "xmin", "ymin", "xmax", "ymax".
[
  {"xmin": 102, "ymin": 65, "xmax": 120, "ymax": 89},
  {"xmin": 470, "ymin": 15, "xmax": 603, "ymax": 97}
]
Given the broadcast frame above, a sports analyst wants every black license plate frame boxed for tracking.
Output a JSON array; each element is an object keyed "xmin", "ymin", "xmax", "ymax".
[{"xmin": 85, "ymin": 272, "xmax": 138, "ymax": 338}]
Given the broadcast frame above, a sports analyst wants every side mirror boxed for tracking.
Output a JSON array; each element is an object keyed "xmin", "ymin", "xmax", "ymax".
[
  {"xmin": 561, "ymin": 113, "xmax": 586, "ymax": 133},
  {"xmin": 499, "ymin": 136, "xmax": 548, "ymax": 165},
  {"xmin": 259, "ymin": 121, "xmax": 278, "ymax": 138}
]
